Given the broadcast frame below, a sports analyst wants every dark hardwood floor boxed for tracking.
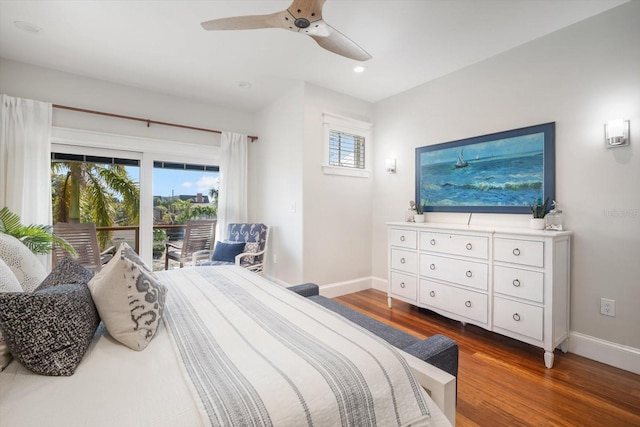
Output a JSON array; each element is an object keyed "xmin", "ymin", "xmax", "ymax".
[{"xmin": 334, "ymin": 289, "xmax": 640, "ymax": 427}]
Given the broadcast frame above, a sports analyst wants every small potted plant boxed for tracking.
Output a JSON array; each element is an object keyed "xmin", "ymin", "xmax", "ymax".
[
  {"xmin": 529, "ymin": 197, "xmax": 549, "ymax": 230},
  {"xmin": 414, "ymin": 203, "xmax": 425, "ymax": 223}
]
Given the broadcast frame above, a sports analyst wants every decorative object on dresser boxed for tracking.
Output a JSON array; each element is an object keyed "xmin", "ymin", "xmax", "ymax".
[
  {"xmin": 415, "ymin": 122, "xmax": 555, "ymax": 214},
  {"xmin": 529, "ymin": 196, "xmax": 549, "ymax": 230},
  {"xmin": 387, "ymin": 222, "xmax": 572, "ymax": 369}
]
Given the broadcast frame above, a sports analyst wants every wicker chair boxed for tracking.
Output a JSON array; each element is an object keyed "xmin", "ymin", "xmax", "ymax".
[
  {"xmin": 52, "ymin": 222, "xmax": 114, "ymax": 273},
  {"xmin": 164, "ymin": 219, "xmax": 216, "ymax": 269}
]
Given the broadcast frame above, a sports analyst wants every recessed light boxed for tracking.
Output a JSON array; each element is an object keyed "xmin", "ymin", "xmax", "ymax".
[
  {"xmin": 353, "ymin": 66, "xmax": 366, "ymax": 73},
  {"xmin": 14, "ymin": 21, "xmax": 43, "ymax": 34},
  {"xmin": 237, "ymin": 81, "xmax": 252, "ymax": 89}
]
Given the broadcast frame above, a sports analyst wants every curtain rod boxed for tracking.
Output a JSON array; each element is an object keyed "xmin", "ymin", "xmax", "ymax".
[{"xmin": 52, "ymin": 104, "xmax": 258, "ymax": 142}]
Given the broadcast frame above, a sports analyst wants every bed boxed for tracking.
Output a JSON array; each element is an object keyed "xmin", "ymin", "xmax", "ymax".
[{"xmin": 0, "ymin": 265, "xmax": 454, "ymax": 426}]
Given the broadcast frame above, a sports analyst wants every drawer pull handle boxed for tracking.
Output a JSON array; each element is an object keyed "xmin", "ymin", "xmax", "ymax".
[
  {"xmin": 465, "ymin": 300, "xmax": 472, "ymax": 308},
  {"xmin": 400, "ymin": 258, "xmax": 406, "ymax": 264},
  {"xmin": 429, "ymin": 290, "xmax": 436, "ymax": 297},
  {"xmin": 400, "ymin": 282, "xmax": 406, "ymax": 289},
  {"xmin": 400, "ymin": 235, "xmax": 405, "ymax": 242},
  {"xmin": 430, "ymin": 263, "xmax": 436, "ymax": 270},
  {"xmin": 466, "ymin": 243, "xmax": 473, "ymax": 250},
  {"xmin": 430, "ymin": 239, "xmax": 436, "ymax": 246},
  {"xmin": 513, "ymin": 248, "xmax": 521, "ymax": 256},
  {"xmin": 465, "ymin": 270, "xmax": 473, "ymax": 278},
  {"xmin": 513, "ymin": 313, "xmax": 521, "ymax": 321},
  {"xmin": 513, "ymin": 279, "xmax": 521, "ymax": 287}
]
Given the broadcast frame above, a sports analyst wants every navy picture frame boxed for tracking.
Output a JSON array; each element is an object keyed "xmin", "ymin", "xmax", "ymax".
[{"xmin": 415, "ymin": 122, "xmax": 555, "ymax": 214}]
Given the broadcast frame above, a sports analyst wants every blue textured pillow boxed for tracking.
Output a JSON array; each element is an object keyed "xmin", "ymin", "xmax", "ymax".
[{"xmin": 212, "ymin": 242, "xmax": 246, "ymax": 263}]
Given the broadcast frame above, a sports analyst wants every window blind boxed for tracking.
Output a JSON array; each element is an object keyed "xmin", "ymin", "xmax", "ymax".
[{"xmin": 328, "ymin": 130, "xmax": 365, "ymax": 169}]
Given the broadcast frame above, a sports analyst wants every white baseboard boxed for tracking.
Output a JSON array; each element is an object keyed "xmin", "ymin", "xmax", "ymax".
[
  {"xmin": 568, "ymin": 331, "xmax": 640, "ymax": 375},
  {"xmin": 319, "ymin": 276, "xmax": 373, "ymax": 298}
]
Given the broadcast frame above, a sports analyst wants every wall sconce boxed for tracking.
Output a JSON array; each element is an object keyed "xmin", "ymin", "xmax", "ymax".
[
  {"xmin": 605, "ymin": 119, "xmax": 630, "ymax": 148},
  {"xmin": 385, "ymin": 158, "xmax": 396, "ymax": 173}
]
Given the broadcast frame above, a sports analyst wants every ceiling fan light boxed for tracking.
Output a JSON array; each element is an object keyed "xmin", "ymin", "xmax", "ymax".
[{"xmin": 353, "ymin": 66, "xmax": 365, "ymax": 73}]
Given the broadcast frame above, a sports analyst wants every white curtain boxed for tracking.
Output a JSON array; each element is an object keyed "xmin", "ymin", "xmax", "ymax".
[
  {"xmin": 0, "ymin": 94, "xmax": 53, "ymax": 236},
  {"xmin": 216, "ymin": 132, "xmax": 248, "ymax": 241}
]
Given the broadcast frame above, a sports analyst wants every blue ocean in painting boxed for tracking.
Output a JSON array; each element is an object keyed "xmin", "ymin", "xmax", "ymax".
[{"xmin": 419, "ymin": 133, "xmax": 545, "ymax": 207}]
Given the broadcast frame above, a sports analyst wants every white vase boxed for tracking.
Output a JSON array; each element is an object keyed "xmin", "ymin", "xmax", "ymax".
[
  {"xmin": 529, "ymin": 218, "xmax": 545, "ymax": 230},
  {"xmin": 414, "ymin": 214, "xmax": 425, "ymax": 223}
]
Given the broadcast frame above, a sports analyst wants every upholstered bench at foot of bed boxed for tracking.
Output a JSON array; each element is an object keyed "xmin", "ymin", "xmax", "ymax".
[{"xmin": 286, "ymin": 283, "xmax": 459, "ymax": 378}]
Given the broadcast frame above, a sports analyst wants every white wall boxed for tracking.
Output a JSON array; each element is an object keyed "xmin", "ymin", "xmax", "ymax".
[
  {"xmin": 0, "ymin": 58, "xmax": 255, "ymax": 145},
  {"xmin": 252, "ymin": 84, "xmax": 305, "ymax": 284},
  {"xmin": 302, "ymin": 84, "xmax": 374, "ymax": 292},
  {"xmin": 372, "ymin": 1, "xmax": 640, "ymax": 356}
]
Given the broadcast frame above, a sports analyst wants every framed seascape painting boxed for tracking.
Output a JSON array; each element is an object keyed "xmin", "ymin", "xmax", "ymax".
[{"xmin": 415, "ymin": 122, "xmax": 555, "ymax": 214}]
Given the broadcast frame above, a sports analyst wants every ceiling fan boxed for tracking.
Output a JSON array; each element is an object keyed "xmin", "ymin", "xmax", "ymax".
[{"xmin": 201, "ymin": 0, "xmax": 372, "ymax": 62}]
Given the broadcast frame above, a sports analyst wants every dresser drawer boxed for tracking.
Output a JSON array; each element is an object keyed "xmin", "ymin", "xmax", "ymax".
[
  {"xmin": 493, "ymin": 297, "xmax": 543, "ymax": 341},
  {"xmin": 389, "ymin": 271, "xmax": 417, "ymax": 302},
  {"xmin": 494, "ymin": 238, "xmax": 544, "ymax": 267},
  {"xmin": 419, "ymin": 279, "xmax": 487, "ymax": 324},
  {"xmin": 494, "ymin": 265, "xmax": 544, "ymax": 303},
  {"xmin": 420, "ymin": 254, "xmax": 488, "ymax": 291},
  {"xmin": 389, "ymin": 228, "xmax": 418, "ymax": 249},
  {"xmin": 390, "ymin": 248, "xmax": 417, "ymax": 273},
  {"xmin": 420, "ymin": 231, "xmax": 488, "ymax": 259}
]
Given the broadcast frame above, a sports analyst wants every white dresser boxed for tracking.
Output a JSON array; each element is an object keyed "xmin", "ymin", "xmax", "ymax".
[{"xmin": 387, "ymin": 222, "xmax": 572, "ymax": 368}]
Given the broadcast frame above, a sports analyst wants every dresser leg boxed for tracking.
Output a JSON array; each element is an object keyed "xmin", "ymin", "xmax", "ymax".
[
  {"xmin": 559, "ymin": 339, "xmax": 569, "ymax": 353},
  {"xmin": 388, "ymin": 296, "xmax": 393, "ymax": 309},
  {"xmin": 544, "ymin": 350, "xmax": 555, "ymax": 368}
]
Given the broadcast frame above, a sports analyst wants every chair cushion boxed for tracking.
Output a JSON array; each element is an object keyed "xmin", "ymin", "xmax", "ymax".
[
  {"xmin": 212, "ymin": 241, "xmax": 246, "ymax": 263},
  {"xmin": 88, "ymin": 243, "xmax": 167, "ymax": 351},
  {"xmin": 0, "ymin": 283, "xmax": 99, "ymax": 376},
  {"xmin": 227, "ymin": 223, "xmax": 268, "ymax": 263},
  {"xmin": 0, "ymin": 233, "xmax": 47, "ymax": 292},
  {"xmin": 199, "ymin": 260, "xmax": 234, "ymax": 267}
]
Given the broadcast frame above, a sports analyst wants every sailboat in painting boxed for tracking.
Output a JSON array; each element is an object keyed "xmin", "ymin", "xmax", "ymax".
[{"xmin": 455, "ymin": 149, "xmax": 468, "ymax": 168}]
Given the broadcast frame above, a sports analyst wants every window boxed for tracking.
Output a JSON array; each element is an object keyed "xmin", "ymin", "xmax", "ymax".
[
  {"xmin": 322, "ymin": 113, "xmax": 372, "ymax": 177},
  {"xmin": 329, "ymin": 131, "xmax": 365, "ymax": 169}
]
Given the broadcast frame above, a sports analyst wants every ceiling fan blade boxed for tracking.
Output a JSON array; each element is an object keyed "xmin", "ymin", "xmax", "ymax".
[
  {"xmin": 201, "ymin": 12, "xmax": 285, "ymax": 31},
  {"xmin": 307, "ymin": 21, "xmax": 372, "ymax": 61}
]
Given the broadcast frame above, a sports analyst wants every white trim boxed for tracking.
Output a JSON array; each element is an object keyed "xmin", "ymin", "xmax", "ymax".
[
  {"xmin": 50, "ymin": 126, "xmax": 220, "ymax": 266},
  {"xmin": 322, "ymin": 113, "xmax": 372, "ymax": 178},
  {"xmin": 52, "ymin": 127, "xmax": 220, "ymax": 163},
  {"xmin": 319, "ymin": 276, "xmax": 373, "ymax": 298},
  {"xmin": 568, "ymin": 331, "xmax": 640, "ymax": 375}
]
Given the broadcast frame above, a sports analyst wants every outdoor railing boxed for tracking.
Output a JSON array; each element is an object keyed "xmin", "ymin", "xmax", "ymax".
[{"xmin": 96, "ymin": 224, "xmax": 188, "ymax": 254}]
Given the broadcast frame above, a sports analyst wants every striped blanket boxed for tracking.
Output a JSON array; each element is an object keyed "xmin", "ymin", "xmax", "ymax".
[{"xmin": 158, "ymin": 266, "xmax": 437, "ymax": 427}]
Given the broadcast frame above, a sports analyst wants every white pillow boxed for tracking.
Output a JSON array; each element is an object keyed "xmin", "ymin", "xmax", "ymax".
[
  {"xmin": 88, "ymin": 243, "xmax": 167, "ymax": 351},
  {"xmin": 0, "ymin": 257, "xmax": 22, "ymax": 370},
  {"xmin": 0, "ymin": 233, "xmax": 47, "ymax": 292}
]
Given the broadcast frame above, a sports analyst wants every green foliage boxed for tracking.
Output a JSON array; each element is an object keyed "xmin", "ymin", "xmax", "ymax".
[
  {"xmin": 530, "ymin": 196, "xmax": 550, "ymax": 218},
  {"xmin": 0, "ymin": 207, "xmax": 75, "ymax": 255}
]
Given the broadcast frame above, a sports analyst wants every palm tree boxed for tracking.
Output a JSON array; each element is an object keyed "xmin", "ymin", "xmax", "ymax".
[
  {"xmin": 0, "ymin": 207, "xmax": 73, "ymax": 254},
  {"xmin": 209, "ymin": 187, "xmax": 219, "ymax": 213},
  {"xmin": 51, "ymin": 162, "xmax": 140, "ymax": 248}
]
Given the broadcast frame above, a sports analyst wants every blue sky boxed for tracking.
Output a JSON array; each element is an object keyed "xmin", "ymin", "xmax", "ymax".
[{"xmin": 126, "ymin": 167, "xmax": 219, "ymax": 199}]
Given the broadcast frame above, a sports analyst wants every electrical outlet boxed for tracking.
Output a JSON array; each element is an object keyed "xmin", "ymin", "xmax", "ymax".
[{"xmin": 600, "ymin": 298, "xmax": 616, "ymax": 317}]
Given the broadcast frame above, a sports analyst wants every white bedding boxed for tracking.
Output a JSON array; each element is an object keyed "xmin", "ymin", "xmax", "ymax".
[{"xmin": 0, "ymin": 266, "xmax": 451, "ymax": 427}]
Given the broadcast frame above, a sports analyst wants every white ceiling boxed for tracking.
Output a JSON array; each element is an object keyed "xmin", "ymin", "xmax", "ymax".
[{"xmin": 0, "ymin": 0, "xmax": 628, "ymax": 113}]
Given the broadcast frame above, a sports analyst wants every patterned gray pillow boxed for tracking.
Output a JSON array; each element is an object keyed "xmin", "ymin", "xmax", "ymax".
[
  {"xmin": 243, "ymin": 242, "xmax": 260, "ymax": 265},
  {"xmin": 37, "ymin": 257, "xmax": 94, "ymax": 291},
  {"xmin": 0, "ymin": 283, "xmax": 100, "ymax": 376},
  {"xmin": 88, "ymin": 249, "xmax": 167, "ymax": 351},
  {"xmin": 0, "ymin": 257, "xmax": 23, "ymax": 370}
]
